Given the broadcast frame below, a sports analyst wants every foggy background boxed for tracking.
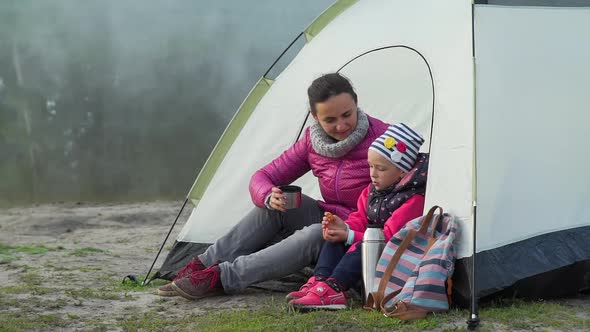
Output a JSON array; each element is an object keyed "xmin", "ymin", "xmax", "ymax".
[{"xmin": 0, "ymin": 0, "xmax": 334, "ymax": 206}]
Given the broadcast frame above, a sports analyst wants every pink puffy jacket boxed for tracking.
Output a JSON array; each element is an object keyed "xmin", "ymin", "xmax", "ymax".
[{"xmin": 249, "ymin": 114, "xmax": 388, "ymax": 219}]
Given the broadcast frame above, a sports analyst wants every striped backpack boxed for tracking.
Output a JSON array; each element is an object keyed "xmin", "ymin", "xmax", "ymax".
[{"xmin": 364, "ymin": 206, "xmax": 458, "ymax": 320}]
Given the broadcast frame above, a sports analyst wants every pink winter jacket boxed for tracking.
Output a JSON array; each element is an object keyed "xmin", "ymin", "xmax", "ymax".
[
  {"xmin": 346, "ymin": 184, "xmax": 425, "ymax": 252},
  {"xmin": 249, "ymin": 114, "xmax": 388, "ymax": 219}
]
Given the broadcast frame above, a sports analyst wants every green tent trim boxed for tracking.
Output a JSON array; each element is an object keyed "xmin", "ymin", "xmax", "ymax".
[
  {"xmin": 188, "ymin": 77, "xmax": 274, "ymax": 204},
  {"xmin": 304, "ymin": 0, "xmax": 358, "ymax": 42},
  {"xmin": 187, "ymin": 0, "xmax": 358, "ymax": 204}
]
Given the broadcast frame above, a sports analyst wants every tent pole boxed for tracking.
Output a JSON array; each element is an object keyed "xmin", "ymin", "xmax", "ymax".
[
  {"xmin": 467, "ymin": 201, "xmax": 480, "ymax": 330},
  {"xmin": 468, "ymin": 3, "xmax": 480, "ymax": 329},
  {"xmin": 141, "ymin": 197, "xmax": 189, "ymax": 286}
]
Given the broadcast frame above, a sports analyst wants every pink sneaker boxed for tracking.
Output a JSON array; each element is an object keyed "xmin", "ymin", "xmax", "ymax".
[
  {"xmin": 174, "ymin": 257, "xmax": 206, "ymax": 281},
  {"xmin": 171, "ymin": 265, "xmax": 223, "ymax": 300},
  {"xmin": 285, "ymin": 276, "xmax": 322, "ymax": 301},
  {"xmin": 156, "ymin": 283, "xmax": 178, "ymax": 297},
  {"xmin": 156, "ymin": 257, "xmax": 207, "ymax": 297},
  {"xmin": 289, "ymin": 281, "xmax": 347, "ymax": 310}
]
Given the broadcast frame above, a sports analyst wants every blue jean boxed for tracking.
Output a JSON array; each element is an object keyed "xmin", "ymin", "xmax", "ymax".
[{"xmin": 314, "ymin": 241, "xmax": 363, "ymax": 290}]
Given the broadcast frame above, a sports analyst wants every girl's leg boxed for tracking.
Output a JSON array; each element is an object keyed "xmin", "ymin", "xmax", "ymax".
[
  {"xmin": 314, "ymin": 241, "xmax": 348, "ymax": 278},
  {"xmin": 328, "ymin": 243, "xmax": 363, "ymax": 291}
]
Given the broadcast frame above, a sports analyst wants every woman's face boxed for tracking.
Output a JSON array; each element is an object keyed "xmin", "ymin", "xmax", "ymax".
[
  {"xmin": 368, "ymin": 150, "xmax": 405, "ymax": 191},
  {"xmin": 312, "ymin": 93, "xmax": 358, "ymax": 141}
]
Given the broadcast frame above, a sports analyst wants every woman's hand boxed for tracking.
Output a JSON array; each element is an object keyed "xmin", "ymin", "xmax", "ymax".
[{"xmin": 268, "ymin": 187, "xmax": 287, "ymax": 212}]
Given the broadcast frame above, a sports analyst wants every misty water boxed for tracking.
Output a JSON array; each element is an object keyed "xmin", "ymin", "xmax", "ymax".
[{"xmin": 0, "ymin": 0, "xmax": 333, "ymax": 205}]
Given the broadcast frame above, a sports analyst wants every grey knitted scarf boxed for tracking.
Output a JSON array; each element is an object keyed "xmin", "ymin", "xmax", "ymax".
[{"xmin": 310, "ymin": 109, "xmax": 369, "ymax": 158}]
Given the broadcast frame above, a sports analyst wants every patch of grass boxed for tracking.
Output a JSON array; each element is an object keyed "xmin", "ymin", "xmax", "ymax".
[
  {"xmin": 82, "ymin": 319, "xmax": 111, "ymax": 332},
  {"xmin": 96, "ymin": 275, "xmax": 168, "ymax": 293},
  {"xmin": 114, "ymin": 299, "xmax": 463, "ymax": 332},
  {"xmin": 65, "ymin": 287, "xmax": 123, "ymax": 300},
  {"xmin": 66, "ymin": 313, "xmax": 79, "ymax": 320},
  {"xmin": 15, "ymin": 264, "xmax": 39, "ymax": 272},
  {"xmin": 480, "ymin": 298, "xmax": 590, "ymax": 331},
  {"xmin": 67, "ymin": 247, "xmax": 107, "ymax": 257},
  {"xmin": 44, "ymin": 262, "xmax": 73, "ymax": 271},
  {"xmin": 0, "ymin": 272, "xmax": 57, "ymax": 296},
  {"xmin": 190, "ymin": 304, "xmax": 458, "ymax": 332},
  {"xmin": 0, "ymin": 242, "xmax": 61, "ymax": 259},
  {"xmin": 0, "ymin": 295, "xmax": 19, "ymax": 310},
  {"xmin": 116, "ymin": 275, "xmax": 169, "ymax": 291},
  {"xmin": 0, "ymin": 284, "xmax": 56, "ymax": 295},
  {"xmin": 0, "ymin": 312, "xmax": 68, "ymax": 331},
  {"xmin": 45, "ymin": 261, "xmax": 103, "ymax": 273},
  {"xmin": 77, "ymin": 266, "xmax": 103, "ymax": 272},
  {"xmin": 44, "ymin": 297, "xmax": 69, "ymax": 310},
  {"xmin": 116, "ymin": 311, "xmax": 190, "ymax": 331},
  {"xmin": 113, "ymin": 296, "xmax": 590, "ymax": 332},
  {"xmin": 20, "ymin": 272, "xmax": 43, "ymax": 285},
  {"xmin": 0, "ymin": 242, "xmax": 60, "ymax": 255},
  {"xmin": 0, "ymin": 242, "xmax": 62, "ymax": 266},
  {"xmin": 0, "ymin": 254, "xmax": 16, "ymax": 264}
]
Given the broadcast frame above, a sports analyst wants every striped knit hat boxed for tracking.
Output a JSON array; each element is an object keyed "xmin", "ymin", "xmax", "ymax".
[{"xmin": 369, "ymin": 123, "xmax": 425, "ymax": 173}]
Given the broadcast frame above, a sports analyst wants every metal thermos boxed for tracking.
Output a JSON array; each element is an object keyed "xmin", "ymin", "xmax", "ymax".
[{"xmin": 361, "ymin": 224, "xmax": 386, "ymax": 302}]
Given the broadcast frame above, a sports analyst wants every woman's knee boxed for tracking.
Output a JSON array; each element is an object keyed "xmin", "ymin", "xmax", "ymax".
[
  {"xmin": 296, "ymin": 224, "xmax": 324, "ymax": 256},
  {"xmin": 300, "ymin": 223, "xmax": 323, "ymax": 239}
]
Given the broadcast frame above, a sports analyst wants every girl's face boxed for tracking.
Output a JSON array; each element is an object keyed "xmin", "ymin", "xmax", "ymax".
[
  {"xmin": 368, "ymin": 150, "xmax": 405, "ymax": 191},
  {"xmin": 312, "ymin": 93, "xmax": 358, "ymax": 141}
]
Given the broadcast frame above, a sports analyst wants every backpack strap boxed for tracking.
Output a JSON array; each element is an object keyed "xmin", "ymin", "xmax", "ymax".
[{"xmin": 419, "ymin": 206, "xmax": 443, "ymax": 235}]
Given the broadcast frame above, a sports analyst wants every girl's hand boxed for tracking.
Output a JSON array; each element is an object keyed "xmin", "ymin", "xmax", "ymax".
[
  {"xmin": 323, "ymin": 228, "xmax": 348, "ymax": 243},
  {"xmin": 268, "ymin": 187, "xmax": 287, "ymax": 212},
  {"xmin": 321, "ymin": 212, "xmax": 346, "ymax": 231}
]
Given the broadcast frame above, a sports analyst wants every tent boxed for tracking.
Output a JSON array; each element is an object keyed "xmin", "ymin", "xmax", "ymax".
[{"xmin": 150, "ymin": 0, "xmax": 590, "ymax": 314}]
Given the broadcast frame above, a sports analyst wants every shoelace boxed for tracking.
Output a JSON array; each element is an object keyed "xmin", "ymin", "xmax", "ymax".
[
  {"xmin": 187, "ymin": 266, "xmax": 219, "ymax": 289},
  {"xmin": 177, "ymin": 258, "xmax": 204, "ymax": 279}
]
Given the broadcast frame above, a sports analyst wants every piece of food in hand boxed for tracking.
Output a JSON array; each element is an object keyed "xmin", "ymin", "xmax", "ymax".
[{"xmin": 325, "ymin": 212, "xmax": 334, "ymax": 223}]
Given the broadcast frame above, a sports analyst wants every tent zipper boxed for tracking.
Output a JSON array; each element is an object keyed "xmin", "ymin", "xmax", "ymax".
[{"xmin": 334, "ymin": 160, "xmax": 344, "ymax": 203}]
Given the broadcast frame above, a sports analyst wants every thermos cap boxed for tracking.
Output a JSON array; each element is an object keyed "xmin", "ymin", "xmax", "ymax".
[{"xmin": 366, "ymin": 223, "xmax": 384, "ymax": 229}]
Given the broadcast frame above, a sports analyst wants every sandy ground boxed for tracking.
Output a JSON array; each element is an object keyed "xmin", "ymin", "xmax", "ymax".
[
  {"xmin": 0, "ymin": 201, "xmax": 291, "ymax": 331},
  {"xmin": 1, "ymin": 201, "xmax": 589, "ymax": 331}
]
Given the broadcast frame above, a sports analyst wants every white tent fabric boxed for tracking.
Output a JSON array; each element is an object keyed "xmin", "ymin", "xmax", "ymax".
[
  {"xmin": 177, "ymin": 0, "xmax": 474, "ymax": 247},
  {"xmin": 293, "ymin": 46, "xmax": 437, "ymax": 203},
  {"xmin": 474, "ymin": 5, "xmax": 590, "ymax": 252},
  {"xmin": 159, "ymin": 0, "xmax": 590, "ymax": 303}
]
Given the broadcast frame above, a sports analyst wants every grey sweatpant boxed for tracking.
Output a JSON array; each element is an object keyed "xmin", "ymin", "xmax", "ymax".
[{"xmin": 198, "ymin": 195, "xmax": 325, "ymax": 293}]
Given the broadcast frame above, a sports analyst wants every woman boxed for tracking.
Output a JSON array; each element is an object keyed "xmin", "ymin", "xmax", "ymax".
[{"xmin": 158, "ymin": 73, "xmax": 389, "ymax": 300}]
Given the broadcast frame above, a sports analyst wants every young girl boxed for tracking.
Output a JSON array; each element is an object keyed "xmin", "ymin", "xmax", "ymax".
[{"xmin": 288, "ymin": 123, "xmax": 428, "ymax": 310}]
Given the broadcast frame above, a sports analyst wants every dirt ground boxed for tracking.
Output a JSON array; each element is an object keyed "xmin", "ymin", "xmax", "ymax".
[
  {"xmin": 0, "ymin": 201, "xmax": 290, "ymax": 331},
  {"xmin": 1, "ymin": 201, "xmax": 588, "ymax": 331}
]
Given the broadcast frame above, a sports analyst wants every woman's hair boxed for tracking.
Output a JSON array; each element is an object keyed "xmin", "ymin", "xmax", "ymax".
[{"xmin": 307, "ymin": 73, "xmax": 358, "ymax": 114}]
